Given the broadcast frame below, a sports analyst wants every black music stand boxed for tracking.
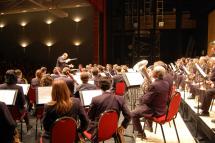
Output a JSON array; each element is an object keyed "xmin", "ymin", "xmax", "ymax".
[
  {"xmin": 123, "ymin": 72, "xmax": 144, "ymax": 110},
  {"xmin": 36, "ymin": 86, "xmax": 52, "ymax": 105},
  {"xmin": 195, "ymin": 63, "xmax": 208, "ymax": 115},
  {"xmin": 17, "ymin": 84, "xmax": 30, "ymax": 95},
  {"xmin": 0, "ymin": 89, "xmax": 17, "ymax": 106},
  {"xmin": 79, "ymin": 90, "xmax": 102, "ymax": 107}
]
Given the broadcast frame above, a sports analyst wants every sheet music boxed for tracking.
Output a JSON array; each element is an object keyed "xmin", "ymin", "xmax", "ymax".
[
  {"xmin": 17, "ymin": 84, "xmax": 30, "ymax": 95},
  {"xmin": 127, "ymin": 68, "xmax": 135, "ymax": 72},
  {"xmin": 0, "ymin": 90, "xmax": 17, "ymax": 105},
  {"xmin": 182, "ymin": 66, "xmax": 190, "ymax": 75},
  {"xmin": 195, "ymin": 63, "xmax": 207, "ymax": 78},
  {"xmin": 124, "ymin": 72, "xmax": 144, "ymax": 87},
  {"xmin": 170, "ymin": 63, "xmax": 177, "ymax": 72},
  {"xmin": 37, "ymin": 86, "xmax": 52, "ymax": 104},
  {"xmin": 80, "ymin": 90, "xmax": 103, "ymax": 106}
]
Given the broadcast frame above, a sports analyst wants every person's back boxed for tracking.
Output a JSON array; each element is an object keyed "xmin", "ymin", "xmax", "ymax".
[
  {"xmin": 0, "ymin": 101, "xmax": 16, "ymax": 143},
  {"xmin": 87, "ymin": 78, "xmax": 131, "ymax": 141}
]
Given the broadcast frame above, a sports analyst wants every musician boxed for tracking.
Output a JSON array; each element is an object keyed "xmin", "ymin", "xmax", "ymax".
[
  {"xmin": 0, "ymin": 101, "xmax": 16, "ymax": 143},
  {"xmin": 56, "ymin": 53, "xmax": 73, "ymax": 70},
  {"xmin": 131, "ymin": 66, "xmax": 169, "ymax": 139},
  {"xmin": 74, "ymin": 72, "xmax": 97, "ymax": 98},
  {"xmin": 87, "ymin": 77, "xmax": 131, "ymax": 142},
  {"xmin": 50, "ymin": 67, "xmax": 62, "ymax": 79},
  {"xmin": 111, "ymin": 66, "xmax": 125, "ymax": 91},
  {"xmin": 31, "ymin": 69, "xmax": 42, "ymax": 87},
  {"xmin": 15, "ymin": 69, "xmax": 28, "ymax": 84},
  {"xmin": 91, "ymin": 67, "xmax": 101, "ymax": 88},
  {"xmin": 0, "ymin": 70, "xmax": 32, "ymax": 131},
  {"xmin": 41, "ymin": 79, "xmax": 88, "ymax": 143}
]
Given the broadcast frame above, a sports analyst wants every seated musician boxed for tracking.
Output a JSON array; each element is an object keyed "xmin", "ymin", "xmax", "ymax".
[
  {"xmin": 0, "ymin": 70, "xmax": 32, "ymax": 131},
  {"xmin": 31, "ymin": 69, "xmax": 42, "ymax": 87},
  {"xmin": 111, "ymin": 66, "xmax": 125, "ymax": 91},
  {"xmin": 91, "ymin": 67, "xmax": 101, "ymax": 88},
  {"xmin": 41, "ymin": 79, "xmax": 88, "ymax": 143},
  {"xmin": 15, "ymin": 69, "xmax": 28, "ymax": 84},
  {"xmin": 86, "ymin": 77, "xmax": 131, "ymax": 142},
  {"xmin": 50, "ymin": 67, "xmax": 62, "ymax": 79},
  {"xmin": 74, "ymin": 72, "xmax": 97, "ymax": 98},
  {"xmin": 0, "ymin": 101, "xmax": 17, "ymax": 143},
  {"xmin": 131, "ymin": 66, "xmax": 169, "ymax": 139}
]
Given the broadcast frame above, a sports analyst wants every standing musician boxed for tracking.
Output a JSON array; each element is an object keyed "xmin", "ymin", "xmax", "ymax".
[{"xmin": 56, "ymin": 53, "xmax": 74, "ymax": 70}]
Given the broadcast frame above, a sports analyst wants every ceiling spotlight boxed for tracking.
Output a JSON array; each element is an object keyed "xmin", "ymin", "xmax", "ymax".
[
  {"xmin": 73, "ymin": 17, "xmax": 82, "ymax": 23},
  {"xmin": 74, "ymin": 41, "xmax": 81, "ymax": 46},
  {"xmin": 20, "ymin": 21, "xmax": 27, "ymax": 27},
  {"xmin": 1, "ymin": 12, "xmax": 4, "ymax": 15},
  {"xmin": 0, "ymin": 23, "xmax": 5, "ymax": 28},
  {"xmin": 20, "ymin": 41, "xmax": 29, "ymax": 48},
  {"xmin": 45, "ymin": 18, "xmax": 54, "ymax": 25},
  {"xmin": 45, "ymin": 40, "xmax": 54, "ymax": 47}
]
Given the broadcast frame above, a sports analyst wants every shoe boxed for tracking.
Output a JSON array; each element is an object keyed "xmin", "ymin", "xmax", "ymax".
[
  {"xmin": 187, "ymin": 95, "xmax": 195, "ymax": 99},
  {"xmin": 199, "ymin": 111, "xmax": 209, "ymax": 116},
  {"xmin": 27, "ymin": 125, "xmax": 32, "ymax": 132},
  {"xmin": 136, "ymin": 132, "xmax": 146, "ymax": 140},
  {"xmin": 211, "ymin": 119, "xmax": 215, "ymax": 123}
]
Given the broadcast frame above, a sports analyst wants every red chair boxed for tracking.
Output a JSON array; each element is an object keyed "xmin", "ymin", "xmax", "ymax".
[
  {"xmin": 10, "ymin": 106, "xmax": 27, "ymax": 141},
  {"xmin": 115, "ymin": 82, "xmax": 126, "ymax": 96},
  {"xmin": 144, "ymin": 92, "xmax": 181, "ymax": 143},
  {"xmin": 83, "ymin": 110, "xmax": 119, "ymax": 142},
  {"xmin": 27, "ymin": 86, "xmax": 36, "ymax": 109},
  {"xmin": 40, "ymin": 117, "xmax": 77, "ymax": 143}
]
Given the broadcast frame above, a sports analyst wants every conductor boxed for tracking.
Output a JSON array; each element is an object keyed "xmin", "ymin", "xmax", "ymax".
[{"xmin": 56, "ymin": 53, "xmax": 74, "ymax": 70}]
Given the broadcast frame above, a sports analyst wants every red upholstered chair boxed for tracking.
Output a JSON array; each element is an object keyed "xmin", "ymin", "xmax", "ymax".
[
  {"xmin": 10, "ymin": 106, "xmax": 27, "ymax": 141},
  {"xmin": 40, "ymin": 117, "xmax": 77, "ymax": 143},
  {"xmin": 27, "ymin": 86, "xmax": 36, "ymax": 109},
  {"xmin": 83, "ymin": 110, "xmax": 119, "ymax": 143},
  {"xmin": 144, "ymin": 92, "xmax": 181, "ymax": 143},
  {"xmin": 115, "ymin": 82, "xmax": 126, "ymax": 96}
]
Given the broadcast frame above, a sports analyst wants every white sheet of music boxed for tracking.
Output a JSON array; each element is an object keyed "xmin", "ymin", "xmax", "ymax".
[
  {"xmin": 17, "ymin": 84, "xmax": 30, "ymax": 95},
  {"xmin": 80, "ymin": 90, "xmax": 103, "ymax": 106},
  {"xmin": 182, "ymin": 66, "xmax": 190, "ymax": 75},
  {"xmin": 127, "ymin": 68, "xmax": 135, "ymax": 72},
  {"xmin": 37, "ymin": 86, "xmax": 52, "ymax": 104},
  {"xmin": 170, "ymin": 63, "xmax": 177, "ymax": 72},
  {"xmin": 125, "ymin": 72, "xmax": 144, "ymax": 86},
  {"xmin": 0, "ymin": 90, "xmax": 17, "ymax": 105},
  {"xmin": 195, "ymin": 63, "xmax": 207, "ymax": 78}
]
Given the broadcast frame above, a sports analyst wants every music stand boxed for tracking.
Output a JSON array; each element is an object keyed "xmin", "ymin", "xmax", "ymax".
[
  {"xmin": 79, "ymin": 90, "xmax": 102, "ymax": 107},
  {"xmin": 123, "ymin": 72, "xmax": 144, "ymax": 110},
  {"xmin": 0, "ymin": 89, "xmax": 17, "ymax": 106},
  {"xmin": 17, "ymin": 84, "xmax": 30, "ymax": 95},
  {"xmin": 195, "ymin": 63, "xmax": 207, "ymax": 114},
  {"xmin": 36, "ymin": 86, "xmax": 52, "ymax": 105}
]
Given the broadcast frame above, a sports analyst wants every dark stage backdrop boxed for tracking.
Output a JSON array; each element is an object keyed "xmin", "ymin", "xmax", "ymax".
[{"xmin": 0, "ymin": 6, "xmax": 93, "ymax": 68}]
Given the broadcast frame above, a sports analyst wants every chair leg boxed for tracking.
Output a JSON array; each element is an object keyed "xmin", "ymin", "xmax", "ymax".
[
  {"xmin": 173, "ymin": 119, "xmax": 180, "ymax": 143},
  {"xmin": 169, "ymin": 121, "xmax": 171, "ymax": 128},
  {"xmin": 35, "ymin": 118, "xmax": 38, "ymax": 140},
  {"xmin": 21, "ymin": 121, "xmax": 23, "ymax": 141},
  {"xmin": 154, "ymin": 123, "xmax": 158, "ymax": 134},
  {"xmin": 160, "ymin": 124, "xmax": 166, "ymax": 143}
]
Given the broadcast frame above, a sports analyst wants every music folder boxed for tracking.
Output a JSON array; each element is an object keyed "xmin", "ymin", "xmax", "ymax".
[
  {"xmin": 36, "ymin": 86, "xmax": 52, "ymax": 105},
  {"xmin": 80, "ymin": 90, "xmax": 103, "ymax": 106},
  {"xmin": 17, "ymin": 84, "xmax": 30, "ymax": 95},
  {"xmin": 123, "ymin": 72, "xmax": 144, "ymax": 87},
  {"xmin": 0, "ymin": 89, "xmax": 17, "ymax": 105}
]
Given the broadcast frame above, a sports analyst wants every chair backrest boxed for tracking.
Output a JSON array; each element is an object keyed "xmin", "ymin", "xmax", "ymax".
[
  {"xmin": 51, "ymin": 117, "xmax": 77, "ymax": 143},
  {"xmin": 27, "ymin": 86, "xmax": 36, "ymax": 104},
  {"xmin": 115, "ymin": 82, "xmax": 126, "ymax": 96},
  {"xmin": 97, "ymin": 110, "xmax": 118, "ymax": 141},
  {"xmin": 166, "ymin": 92, "xmax": 181, "ymax": 122}
]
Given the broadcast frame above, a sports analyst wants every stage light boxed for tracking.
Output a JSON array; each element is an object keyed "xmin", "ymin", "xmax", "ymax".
[
  {"xmin": 0, "ymin": 22, "xmax": 5, "ymax": 28},
  {"xmin": 45, "ymin": 40, "xmax": 54, "ymax": 47},
  {"xmin": 20, "ymin": 21, "xmax": 28, "ymax": 27},
  {"xmin": 74, "ymin": 41, "xmax": 81, "ymax": 46},
  {"xmin": 73, "ymin": 17, "xmax": 82, "ymax": 23},
  {"xmin": 1, "ymin": 12, "xmax": 4, "ymax": 15},
  {"xmin": 20, "ymin": 41, "xmax": 29, "ymax": 48},
  {"xmin": 45, "ymin": 18, "xmax": 54, "ymax": 25}
]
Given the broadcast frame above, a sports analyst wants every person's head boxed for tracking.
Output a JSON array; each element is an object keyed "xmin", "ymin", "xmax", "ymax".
[
  {"xmin": 50, "ymin": 79, "xmax": 72, "ymax": 114},
  {"xmin": 91, "ymin": 67, "xmax": 99, "ymax": 76},
  {"xmin": 14, "ymin": 69, "xmax": 23, "ymax": 78},
  {"xmin": 35, "ymin": 69, "xmax": 42, "ymax": 79},
  {"xmin": 152, "ymin": 65, "xmax": 166, "ymax": 79},
  {"xmin": 80, "ymin": 72, "xmax": 89, "ymax": 83},
  {"xmin": 115, "ymin": 66, "xmax": 122, "ymax": 74},
  {"xmin": 62, "ymin": 53, "xmax": 68, "ymax": 60},
  {"xmin": 40, "ymin": 75, "xmax": 53, "ymax": 86},
  {"xmin": 153, "ymin": 60, "xmax": 167, "ymax": 70},
  {"xmin": 62, "ymin": 67, "xmax": 70, "ymax": 75},
  {"xmin": 99, "ymin": 77, "xmax": 111, "ymax": 91},
  {"xmin": 53, "ymin": 67, "xmax": 61, "ymax": 75},
  {"xmin": 5, "ymin": 69, "xmax": 17, "ymax": 84},
  {"xmin": 40, "ymin": 67, "xmax": 47, "ymax": 74}
]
